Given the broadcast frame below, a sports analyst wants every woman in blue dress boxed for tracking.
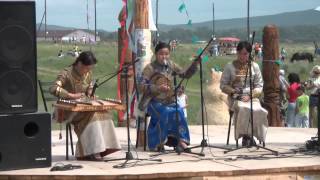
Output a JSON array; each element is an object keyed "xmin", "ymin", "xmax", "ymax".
[{"xmin": 138, "ymin": 42, "xmax": 198, "ymax": 152}]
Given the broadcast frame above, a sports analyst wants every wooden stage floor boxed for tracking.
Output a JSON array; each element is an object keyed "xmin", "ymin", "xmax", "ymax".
[{"xmin": 1, "ymin": 125, "xmax": 320, "ymax": 180}]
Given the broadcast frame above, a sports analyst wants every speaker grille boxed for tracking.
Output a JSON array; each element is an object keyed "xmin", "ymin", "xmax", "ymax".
[
  {"xmin": 0, "ymin": 1, "xmax": 37, "ymax": 114},
  {"xmin": 0, "ymin": 25, "xmax": 33, "ymax": 66},
  {"xmin": 0, "ymin": 113, "xmax": 51, "ymax": 170},
  {"xmin": 0, "ymin": 70, "xmax": 34, "ymax": 111}
]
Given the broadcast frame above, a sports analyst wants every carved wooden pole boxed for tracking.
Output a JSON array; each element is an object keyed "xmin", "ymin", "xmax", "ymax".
[
  {"xmin": 118, "ymin": 7, "xmax": 133, "ymax": 126},
  {"xmin": 134, "ymin": 0, "xmax": 153, "ymax": 147},
  {"xmin": 135, "ymin": 0, "xmax": 149, "ymax": 29},
  {"xmin": 262, "ymin": 25, "xmax": 282, "ymax": 126}
]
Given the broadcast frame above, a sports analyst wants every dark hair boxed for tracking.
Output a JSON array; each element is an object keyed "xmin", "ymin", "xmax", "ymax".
[
  {"xmin": 155, "ymin": 41, "xmax": 170, "ymax": 53},
  {"xmin": 72, "ymin": 51, "xmax": 97, "ymax": 66},
  {"xmin": 288, "ymin": 73, "xmax": 300, "ymax": 84},
  {"xmin": 178, "ymin": 85, "xmax": 185, "ymax": 92},
  {"xmin": 297, "ymin": 85, "xmax": 305, "ymax": 92},
  {"xmin": 236, "ymin": 41, "xmax": 252, "ymax": 53}
]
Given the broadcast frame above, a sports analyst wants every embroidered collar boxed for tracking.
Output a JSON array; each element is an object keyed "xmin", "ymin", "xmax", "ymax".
[{"xmin": 233, "ymin": 60, "xmax": 248, "ymax": 76}]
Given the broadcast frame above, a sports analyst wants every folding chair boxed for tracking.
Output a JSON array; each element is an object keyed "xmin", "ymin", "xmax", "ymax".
[{"xmin": 38, "ymin": 80, "xmax": 75, "ymax": 160}]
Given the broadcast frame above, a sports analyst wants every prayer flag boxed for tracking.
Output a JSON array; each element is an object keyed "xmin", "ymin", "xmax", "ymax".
[{"xmin": 178, "ymin": 3, "xmax": 186, "ymax": 13}]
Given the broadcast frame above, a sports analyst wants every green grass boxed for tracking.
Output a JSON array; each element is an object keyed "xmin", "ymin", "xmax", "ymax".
[{"xmin": 37, "ymin": 41, "xmax": 318, "ymax": 126}]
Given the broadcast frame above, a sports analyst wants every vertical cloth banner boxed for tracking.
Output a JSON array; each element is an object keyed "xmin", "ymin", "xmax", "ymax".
[{"xmin": 117, "ymin": 2, "xmax": 129, "ymax": 123}]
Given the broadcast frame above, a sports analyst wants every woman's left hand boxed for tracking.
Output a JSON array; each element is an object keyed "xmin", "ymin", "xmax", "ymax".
[{"xmin": 241, "ymin": 95, "xmax": 250, "ymax": 102}]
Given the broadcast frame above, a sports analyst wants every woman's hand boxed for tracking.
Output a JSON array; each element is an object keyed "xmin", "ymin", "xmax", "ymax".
[
  {"xmin": 241, "ymin": 95, "xmax": 250, "ymax": 102},
  {"xmin": 90, "ymin": 95, "xmax": 98, "ymax": 100},
  {"xmin": 68, "ymin": 92, "xmax": 85, "ymax": 99},
  {"xmin": 158, "ymin": 84, "xmax": 171, "ymax": 92}
]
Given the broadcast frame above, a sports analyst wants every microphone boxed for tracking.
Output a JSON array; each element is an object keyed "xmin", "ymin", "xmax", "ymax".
[
  {"xmin": 90, "ymin": 79, "xmax": 98, "ymax": 97},
  {"xmin": 164, "ymin": 59, "xmax": 169, "ymax": 72}
]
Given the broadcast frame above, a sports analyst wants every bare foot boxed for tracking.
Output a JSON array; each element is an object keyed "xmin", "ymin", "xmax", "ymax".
[{"xmin": 179, "ymin": 141, "xmax": 188, "ymax": 149}]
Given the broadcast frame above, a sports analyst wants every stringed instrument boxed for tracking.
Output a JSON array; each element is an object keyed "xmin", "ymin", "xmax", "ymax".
[{"xmin": 54, "ymin": 98, "xmax": 124, "ymax": 112}]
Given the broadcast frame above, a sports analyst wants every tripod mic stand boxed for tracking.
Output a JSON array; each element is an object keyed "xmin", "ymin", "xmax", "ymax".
[
  {"xmin": 224, "ymin": 34, "xmax": 278, "ymax": 155},
  {"xmin": 186, "ymin": 37, "xmax": 230, "ymax": 156},
  {"xmin": 305, "ymin": 90, "xmax": 320, "ymax": 151},
  {"xmin": 97, "ymin": 61, "xmax": 161, "ymax": 168}
]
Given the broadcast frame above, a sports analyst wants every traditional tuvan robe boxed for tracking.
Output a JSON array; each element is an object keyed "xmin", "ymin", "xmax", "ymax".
[
  {"xmin": 220, "ymin": 60, "xmax": 268, "ymax": 142},
  {"xmin": 50, "ymin": 66, "xmax": 121, "ymax": 159}
]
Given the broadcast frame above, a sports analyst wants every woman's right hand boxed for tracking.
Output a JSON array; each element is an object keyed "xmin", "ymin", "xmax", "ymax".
[
  {"xmin": 240, "ymin": 95, "xmax": 250, "ymax": 102},
  {"xmin": 68, "ymin": 93, "xmax": 85, "ymax": 99},
  {"xmin": 158, "ymin": 84, "xmax": 171, "ymax": 92}
]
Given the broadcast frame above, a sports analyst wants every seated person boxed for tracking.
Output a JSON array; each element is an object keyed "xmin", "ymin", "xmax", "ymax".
[
  {"xmin": 49, "ymin": 51, "xmax": 121, "ymax": 160},
  {"xmin": 306, "ymin": 65, "xmax": 320, "ymax": 127},
  {"xmin": 138, "ymin": 42, "xmax": 198, "ymax": 152},
  {"xmin": 58, "ymin": 50, "xmax": 64, "ymax": 58},
  {"xmin": 220, "ymin": 41, "xmax": 268, "ymax": 146}
]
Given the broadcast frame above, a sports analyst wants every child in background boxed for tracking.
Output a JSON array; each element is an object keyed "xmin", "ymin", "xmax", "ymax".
[
  {"xmin": 295, "ymin": 85, "xmax": 309, "ymax": 128},
  {"xmin": 177, "ymin": 86, "xmax": 188, "ymax": 120}
]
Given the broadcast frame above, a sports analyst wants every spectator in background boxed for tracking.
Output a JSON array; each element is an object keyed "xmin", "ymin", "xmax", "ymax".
[
  {"xmin": 295, "ymin": 85, "xmax": 309, "ymax": 128},
  {"xmin": 177, "ymin": 85, "xmax": 188, "ymax": 120},
  {"xmin": 286, "ymin": 73, "xmax": 301, "ymax": 127},
  {"xmin": 169, "ymin": 39, "xmax": 177, "ymax": 52},
  {"xmin": 58, "ymin": 50, "xmax": 64, "ymax": 58},
  {"xmin": 254, "ymin": 42, "xmax": 260, "ymax": 56},
  {"xmin": 279, "ymin": 69, "xmax": 289, "ymax": 123},
  {"xmin": 306, "ymin": 65, "xmax": 320, "ymax": 127},
  {"xmin": 280, "ymin": 47, "xmax": 287, "ymax": 62}
]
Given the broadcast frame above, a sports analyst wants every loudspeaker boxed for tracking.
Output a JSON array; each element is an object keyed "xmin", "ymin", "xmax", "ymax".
[
  {"xmin": 0, "ymin": 112, "xmax": 51, "ymax": 171},
  {"xmin": 0, "ymin": 1, "xmax": 37, "ymax": 114}
]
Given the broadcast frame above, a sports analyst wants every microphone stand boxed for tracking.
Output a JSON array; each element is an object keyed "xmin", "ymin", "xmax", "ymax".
[
  {"xmin": 224, "ymin": 32, "xmax": 278, "ymax": 155},
  {"xmin": 151, "ymin": 72, "xmax": 203, "ymax": 157},
  {"xmin": 305, "ymin": 89, "xmax": 320, "ymax": 151},
  {"xmin": 97, "ymin": 59, "xmax": 161, "ymax": 168},
  {"xmin": 185, "ymin": 37, "xmax": 231, "ymax": 156},
  {"xmin": 91, "ymin": 59, "xmax": 138, "ymax": 98}
]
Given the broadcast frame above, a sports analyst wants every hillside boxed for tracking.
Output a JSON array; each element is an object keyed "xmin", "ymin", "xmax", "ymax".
[
  {"xmin": 159, "ymin": 9, "xmax": 320, "ymax": 31},
  {"xmin": 36, "ymin": 24, "xmax": 74, "ymax": 31},
  {"xmin": 38, "ymin": 9, "xmax": 320, "ymax": 42}
]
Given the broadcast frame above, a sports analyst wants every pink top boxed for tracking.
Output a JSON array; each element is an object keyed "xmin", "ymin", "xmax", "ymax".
[{"xmin": 287, "ymin": 82, "xmax": 300, "ymax": 103}]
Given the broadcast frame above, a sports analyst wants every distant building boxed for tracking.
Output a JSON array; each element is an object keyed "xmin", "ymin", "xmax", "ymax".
[{"xmin": 37, "ymin": 29, "xmax": 100, "ymax": 43}]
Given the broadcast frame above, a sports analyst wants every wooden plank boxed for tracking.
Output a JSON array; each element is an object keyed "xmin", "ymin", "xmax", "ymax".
[{"xmin": 204, "ymin": 172, "xmax": 297, "ymax": 180}]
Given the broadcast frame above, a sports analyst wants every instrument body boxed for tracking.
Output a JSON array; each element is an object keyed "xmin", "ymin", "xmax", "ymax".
[
  {"xmin": 139, "ymin": 73, "xmax": 174, "ymax": 111},
  {"xmin": 149, "ymin": 72, "xmax": 174, "ymax": 103},
  {"xmin": 53, "ymin": 98, "xmax": 124, "ymax": 122}
]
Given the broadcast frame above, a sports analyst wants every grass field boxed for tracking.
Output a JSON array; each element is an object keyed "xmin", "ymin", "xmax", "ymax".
[{"xmin": 37, "ymin": 41, "xmax": 319, "ymax": 126}]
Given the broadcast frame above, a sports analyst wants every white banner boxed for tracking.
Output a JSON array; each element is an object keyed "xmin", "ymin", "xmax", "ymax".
[
  {"xmin": 126, "ymin": 0, "xmax": 157, "ymax": 53},
  {"xmin": 134, "ymin": 29, "xmax": 153, "ymax": 80}
]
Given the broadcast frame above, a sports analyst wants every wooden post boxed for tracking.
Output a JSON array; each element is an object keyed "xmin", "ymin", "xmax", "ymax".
[
  {"xmin": 262, "ymin": 24, "xmax": 282, "ymax": 127},
  {"xmin": 118, "ymin": 7, "xmax": 133, "ymax": 127},
  {"xmin": 135, "ymin": 0, "xmax": 149, "ymax": 29},
  {"xmin": 134, "ymin": 0, "xmax": 153, "ymax": 148}
]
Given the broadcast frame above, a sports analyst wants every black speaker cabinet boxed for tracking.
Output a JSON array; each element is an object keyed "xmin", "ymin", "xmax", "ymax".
[
  {"xmin": 0, "ymin": 112, "xmax": 51, "ymax": 171},
  {"xmin": 0, "ymin": 1, "xmax": 37, "ymax": 114}
]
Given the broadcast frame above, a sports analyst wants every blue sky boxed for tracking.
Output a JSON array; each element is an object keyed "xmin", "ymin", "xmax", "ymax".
[{"xmin": 36, "ymin": 0, "xmax": 320, "ymax": 32}]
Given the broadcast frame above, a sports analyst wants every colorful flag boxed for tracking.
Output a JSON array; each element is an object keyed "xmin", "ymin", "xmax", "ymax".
[
  {"xmin": 117, "ymin": 1, "xmax": 127, "ymax": 122},
  {"xmin": 192, "ymin": 35, "xmax": 199, "ymax": 44},
  {"xmin": 178, "ymin": 3, "xmax": 186, "ymax": 13}
]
